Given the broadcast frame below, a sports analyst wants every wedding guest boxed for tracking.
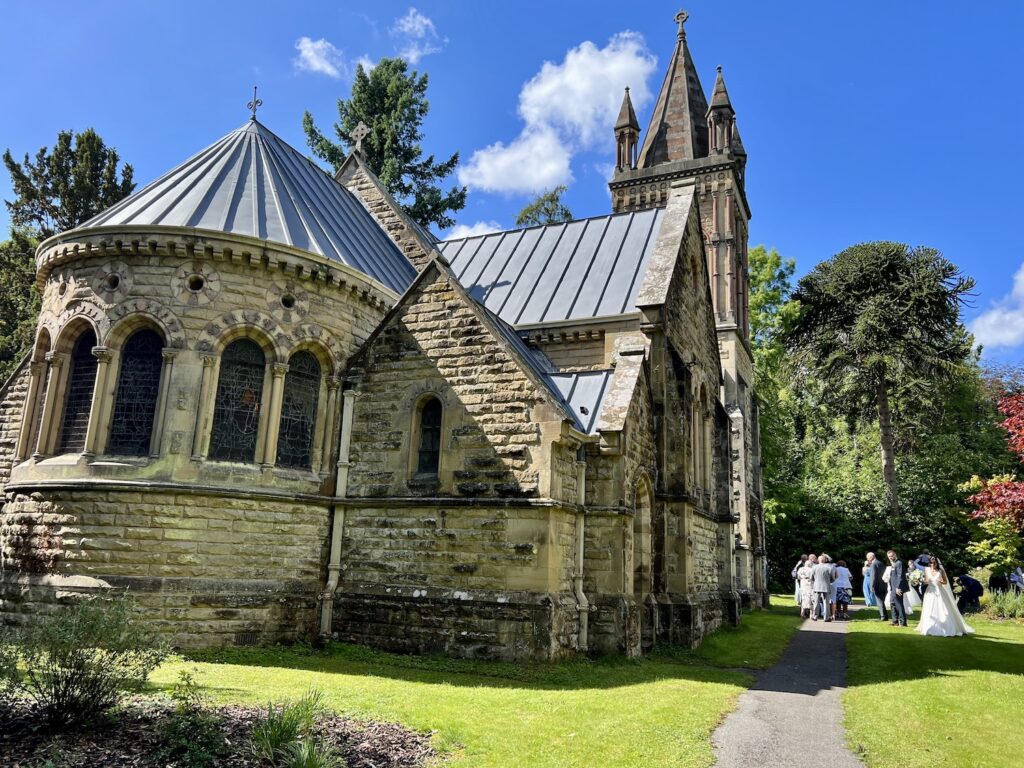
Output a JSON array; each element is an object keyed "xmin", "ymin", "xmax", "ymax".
[
  {"xmin": 866, "ymin": 551, "xmax": 888, "ymax": 621},
  {"xmin": 956, "ymin": 574, "xmax": 983, "ymax": 612},
  {"xmin": 792, "ymin": 554, "xmax": 808, "ymax": 606},
  {"xmin": 862, "ymin": 557, "xmax": 876, "ymax": 607},
  {"xmin": 834, "ymin": 559, "xmax": 853, "ymax": 620},
  {"xmin": 811, "ymin": 554, "xmax": 835, "ymax": 622},
  {"xmin": 798, "ymin": 555, "xmax": 817, "ymax": 619},
  {"xmin": 1011, "ymin": 567, "xmax": 1024, "ymax": 594},
  {"xmin": 989, "ymin": 571, "xmax": 1010, "ymax": 593}
]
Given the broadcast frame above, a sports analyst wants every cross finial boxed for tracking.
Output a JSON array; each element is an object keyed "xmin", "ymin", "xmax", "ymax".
[
  {"xmin": 351, "ymin": 121, "xmax": 371, "ymax": 154},
  {"xmin": 247, "ymin": 86, "xmax": 263, "ymax": 119},
  {"xmin": 675, "ymin": 9, "xmax": 689, "ymax": 39}
]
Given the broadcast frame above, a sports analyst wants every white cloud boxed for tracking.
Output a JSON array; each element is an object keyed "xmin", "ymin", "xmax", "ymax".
[
  {"xmin": 294, "ymin": 37, "xmax": 347, "ymax": 79},
  {"xmin": 971, "ymin": 264, "xmax": 1024, "ymax": 349},
  {"xmin": 459, "ymin": 126, "xmax": 573, "ymax": 194},
  {"xmin": 458, "ymin": 32, "xmax": 656, "ymax": 194},
  {"xmin": 391, "ymin": 7, "xmax": 443, "ymax": 64},
  {"xmin": 446, "ymin": 220, "xmax": 504, "ymax": 240},
  {"xmin": 355, "ymin": 55, "xmax": 376, "ymax": 73}
]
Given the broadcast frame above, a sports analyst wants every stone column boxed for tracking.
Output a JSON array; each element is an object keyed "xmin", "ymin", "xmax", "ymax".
[
  {"xmin": 34, "ymin": 352, "xmax": 68, "ymax": 458},
  {"xmin": 317, "ymin": 377, "xmax": 340, "ymax": 475},
  {"xmin": 260, "ymin": 362, "xmax": 289, "ymax": 469},
  {"xmin": 191, "ymin": 353, "xmax": 218, "ymax": 461},
  {"xmin": 14, "ymin": 361, "xmax": 47, "ymax": 462},
  {"xmin": 150, "ymin": 348, "xmax": 178, "ymax": 457},
  {"xmin": 82, "ymin": 346, "xmax": 113, "ymax": 458}
]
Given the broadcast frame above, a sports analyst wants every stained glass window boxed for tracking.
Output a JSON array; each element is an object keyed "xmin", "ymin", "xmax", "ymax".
[
  {"xmin": 108, "ymin": 329, "xmax": 164, "ymax": 456},
  {"xmin": 276, "ymin": 351, "xmax": 321, "ymax": 469},
  {"xmin": 57, "ymin": 329, "xmax": 98, "ymax": 453},
  {"xmin": 208, "ymin": 338, "xmax": 266, "ymax": 463},
  {"xmin": 417, "ymin": 397, "xmax": 442, "ymax": 476}
]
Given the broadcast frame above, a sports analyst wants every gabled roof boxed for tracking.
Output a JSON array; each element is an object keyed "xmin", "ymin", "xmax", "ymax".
[
  {"xmin": 75, "ymin": 120, "xmax": 417, "ymax": 294},
  {"xmin": 636, "ymin": 28, "xmax": 710, "ymax": 166},
  {"xmin": 438, "ymin": 208, "xmax": 664, "ymax": 326}
]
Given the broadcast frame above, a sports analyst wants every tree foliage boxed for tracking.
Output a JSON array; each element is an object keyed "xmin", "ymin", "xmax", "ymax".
[
  {"xmin": 3, "ymin": 128, "xmax": 134, "ymax": 239},
  {"xmin": 0, "ymin": 231, "xmax": 39, "ymax": 382},
  {"xmin": 965, "ymin": 394, "xmax": 1024, "ymax": 532},
  {"xmin": 783, "ymin": 241, "xmax": 975, "ymax": 512},
  {"xmin": 515, "ymin": 185, "xmax": 573, "ymax": 228},
  {"xmin": 303, "ymin": 58, "xmax": 466, "ymax": 230}
]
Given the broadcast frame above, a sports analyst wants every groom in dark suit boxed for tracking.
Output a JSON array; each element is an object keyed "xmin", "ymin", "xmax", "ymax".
[
  {"xmin": 887, "ymin": 549, "xmax": 909, "ymax": 627},
  {"xmin": 867, "ymin": 551, "xmax": 887, "ymax": 621}
]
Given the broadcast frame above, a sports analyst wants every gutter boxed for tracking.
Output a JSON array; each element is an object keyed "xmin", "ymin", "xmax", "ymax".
[{"xmin": 319, "ymin": 389, "xmax": 356, "ymax": 638}]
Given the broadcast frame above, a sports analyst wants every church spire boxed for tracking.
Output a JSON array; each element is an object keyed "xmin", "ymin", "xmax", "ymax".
[
  {"xmin": 707, "ymin": 66, "xmax": 737, "ymax": 155},
  {"xmin": 614, "ymin": 87, "xmax": 640, "ymax": 171},
  {"xmin": 636, "ymin": 9, "xmax": 710, "ymax": 167}
]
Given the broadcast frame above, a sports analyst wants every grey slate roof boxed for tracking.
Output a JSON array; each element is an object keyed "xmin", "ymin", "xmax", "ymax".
[
  {"xmin": 439, "ymin": 208, "xmax": 664, "ymax": 326},
  {"xmin": 77, "ymin": 120, "xmax": 417, "ymax": 294}
]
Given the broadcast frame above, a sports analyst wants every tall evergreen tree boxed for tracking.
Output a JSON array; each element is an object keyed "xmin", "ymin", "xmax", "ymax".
[
  {"xmin": 303, "ymin": 58, "xmax": 466, "ymax": 230},
  {"xmin": 0, "ymin": 231, "xmax": 39, "ymax": 382},
  {"xmin": 3, "ymin": 128, "xmax": 134, "ymax": 239},
  {"xmin": 782, "ymin": 241, "xmax": 975, "ymax": 513},
  {"xmin": 515, "ymin": 186, "xmax": 573, "ymax": 228}
]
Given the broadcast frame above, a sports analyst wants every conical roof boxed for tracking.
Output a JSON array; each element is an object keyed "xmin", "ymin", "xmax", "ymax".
[
  {"xmin": 615, "ymin": 87, "xmax": 640, "ymax": 131},
  {"xmin": 709, "ymin": 66, "xmax": 734, "ymax": 112},
  {"xmin": 636, "ymin": 24, "xmax": 709, "ymax": 166},
  {"xmin": 77, "ymin": 119, "xmax": 417, "ymax": 293}
]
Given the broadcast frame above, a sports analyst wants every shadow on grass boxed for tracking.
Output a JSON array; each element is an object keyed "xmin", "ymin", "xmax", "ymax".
[
  {"xmin": 845, "ymin": 608, "xmax": 1024, "ymax": 686},
  {"xmin": 176, "ymin": 603, "xmax": 801, "ymax": 694}
]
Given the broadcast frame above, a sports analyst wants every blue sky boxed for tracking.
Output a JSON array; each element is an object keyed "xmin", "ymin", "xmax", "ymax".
[{"xmin": 2, "ymin": 1, "xmax": 1022, "ymax": 363}]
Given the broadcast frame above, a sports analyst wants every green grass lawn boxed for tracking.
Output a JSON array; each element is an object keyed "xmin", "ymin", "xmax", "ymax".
[
  {"xmin": 152, "ymin": 597, "xmax": 801, "ymax": 768},
  {"xmin": 844, "ymin": 610, "xmax": 1024, "ymax": 768}
]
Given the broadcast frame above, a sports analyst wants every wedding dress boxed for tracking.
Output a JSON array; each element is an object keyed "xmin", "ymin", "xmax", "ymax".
[
  {"xmin": 917, "ymin": 567, "xmax": 975, "ymax": 637},
  {"xmin": 882, "ymin": 566, "xmax": 915, "ymax": 615}
]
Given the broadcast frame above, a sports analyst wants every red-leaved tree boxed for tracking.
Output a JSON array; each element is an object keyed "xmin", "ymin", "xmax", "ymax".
[{"xmin": 967, "ymin": 394, "xmax": 1024, "ymax": 530}]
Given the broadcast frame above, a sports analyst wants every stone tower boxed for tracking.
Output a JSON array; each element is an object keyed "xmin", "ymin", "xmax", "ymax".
[{"xmin": 610, "ymin": 10, "xmax": 767, "ymax": 606}]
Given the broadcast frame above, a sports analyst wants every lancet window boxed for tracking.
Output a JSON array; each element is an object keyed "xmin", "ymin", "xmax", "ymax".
[
  {"xmin": 209, "ymin": 338, "xmax": 266, "ymax": 463},
  {"xmin": 57, "ymin": 329, "xmax": 98, "ymax": 453},
  {"xmin": 108, "ymin": 329, "xmax": 164, "ymax": 456},
  {"xmin": 416, "ymin": 396, "xmax": 443, "ymax": 476},
  {"xmin": 276, "ymin": 350, "xmax": 321, "ymax": 469}
]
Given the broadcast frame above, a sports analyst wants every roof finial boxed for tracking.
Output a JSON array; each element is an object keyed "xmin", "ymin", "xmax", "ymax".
[
  {"xmin": 674, "ymin": 9, "xmax": 689, "ymax": 40},
  {"xmin": 247, "ymin": 86, "xmax": 263, "ymax": 120},
  {"xmin": 351, "ymin": 121, "xmax": 371, "ymax": 154}
]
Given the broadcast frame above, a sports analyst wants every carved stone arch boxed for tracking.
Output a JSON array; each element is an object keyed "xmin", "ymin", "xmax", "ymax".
[
  {"xmin": 53, "ymin": 300, "xmax": 109, "ymax": 352},
  {"xmin": 107, "ymin": 298, "xmax": 187, "ymax": 350},
  {"xmin": 288, "ymin": 324, "xmax": 343, "ymax": 375},
  {"xmin": 36, "ymin": 310, "xmax": 58, "ymax": 349},
  {"xmin": 197, "ymin": 309, "xmax": 288, "ymax": 362}
]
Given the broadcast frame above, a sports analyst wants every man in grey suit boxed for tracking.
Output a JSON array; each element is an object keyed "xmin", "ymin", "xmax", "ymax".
[
  {"xmin": 811, "ymin": 554, "xmax": 835, "ymax": 622},
  {"xmin": 887, "ymin": 549, "xmax": 909, "ymax": 627},
  {"xmin": 866, "ymin": 551, "xmax": 887, "ymax": 621}
]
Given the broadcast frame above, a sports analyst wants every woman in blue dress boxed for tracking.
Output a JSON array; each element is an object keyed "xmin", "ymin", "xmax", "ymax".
[{"xmin": 862, "ymin": 557, "xmax": 876, "ymax": 606}]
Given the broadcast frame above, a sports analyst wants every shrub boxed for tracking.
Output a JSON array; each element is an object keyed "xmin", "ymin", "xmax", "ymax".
[
  {"xmin": 283, "ymin": 739, "xmax": 346, "ymax": 768},
  {"xmin": 154, "ymin": 669, "xmax": 229, "ymax": 768},
  {"xmin": 983, "ymin": 590, "xmax": 1024, "ymax": 619},
  {"xmin": 0, "ymin": 594, "xmax": 167, "ymax": 728},
  {"xmin": 249, "ymin": 688, "xmax": 325, "ymax": 764}
]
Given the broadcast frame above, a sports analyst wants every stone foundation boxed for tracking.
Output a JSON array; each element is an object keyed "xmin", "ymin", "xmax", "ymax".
[{"xmin": 332, "ymin": 585, "xmax": 580, "ymax": 661}]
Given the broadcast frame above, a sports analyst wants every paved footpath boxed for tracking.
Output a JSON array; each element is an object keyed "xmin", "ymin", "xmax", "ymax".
[{"xmin": 711, "ymin": 609, "xmax": 864, "ymax": 767}]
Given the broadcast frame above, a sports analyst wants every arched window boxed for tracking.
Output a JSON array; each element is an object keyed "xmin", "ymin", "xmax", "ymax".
[
  {"xmin": 276, "ymin": 350, "xmax": 321, "ymax": 469},
  {"xmin": 108, "ymin": 328, "xmax": 164, "ymax": 456},
  {"xmin": 57, "ymin": 329, "xmax": 98, "ymax": 453},
  {"xmin": 416, "ymin": 397, "xmax": 442, "ymax": 476},
  {"xmin": 209, "ymin": 338, "xmax": 266, "ymax": 463}
]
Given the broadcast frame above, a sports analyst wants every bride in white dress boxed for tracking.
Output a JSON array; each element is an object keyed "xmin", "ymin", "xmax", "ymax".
[{"xmin": 917, "ymin": 557, "xmax": 975, "ymax": 637}]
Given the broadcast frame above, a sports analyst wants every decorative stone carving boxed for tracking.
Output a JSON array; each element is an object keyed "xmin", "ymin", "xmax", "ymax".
[
  {"xmin": 93, "ymin": 260, "xmax": 132, "ymax": 303},
  {"xmin": 109, "ymin": 297, "xmax": 187, "ymax": 349},
  {"xmin": 171, "ymin": 261, "xmax": 222, "ymax": 307},
  {"xmin": 266, "ymin": 278, "xmax": 309, "ymax": 325}
]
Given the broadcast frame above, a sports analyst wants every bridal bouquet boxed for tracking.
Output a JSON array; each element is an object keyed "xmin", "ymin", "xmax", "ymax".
[{"xmin": 908, "ymin": 570, "xmax": 924, "ymax": 588}]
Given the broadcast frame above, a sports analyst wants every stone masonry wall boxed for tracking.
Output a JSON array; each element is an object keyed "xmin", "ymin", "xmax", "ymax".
[
  {"xmin": 0, "ymin": 359, "xmax": 29, "ymax": 490},
  {"xmin": 0, "ymin": 489, "xmax": 328, "ymax": 646}
]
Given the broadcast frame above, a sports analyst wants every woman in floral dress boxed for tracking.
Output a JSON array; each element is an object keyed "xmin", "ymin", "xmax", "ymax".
[{"xmin": 798, "ymin": 554, "xmax": 817, "ymax": 619}]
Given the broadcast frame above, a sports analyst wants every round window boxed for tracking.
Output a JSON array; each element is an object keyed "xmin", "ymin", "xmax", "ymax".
[
  {"xmin": 187, "ymin": 274, "xmax": 206, "ymax": 293},
  {"xmin": 104, "ymin": 273, "xmax": 121, "ymax": 291},
  {"xmin": 281, "ymin": 293, "xmax": 296, "ymax": 310},
  {"xmin": 57, "ymin": 282, "xmax": 68, "ymax": 297}
]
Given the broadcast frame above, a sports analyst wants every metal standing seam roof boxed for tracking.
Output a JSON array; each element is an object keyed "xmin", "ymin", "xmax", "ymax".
[
  {"xmin": 439, "ymin": 208, "xmax": 665, "ymax": 326},
  {"xmin": 75, "ymin": 120, "xmax": 417, "ymax": 294}
]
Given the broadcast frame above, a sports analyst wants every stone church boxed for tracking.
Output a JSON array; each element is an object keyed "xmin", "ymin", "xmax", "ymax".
[{"xmin": 0, "ymin": 12, "xmax": 766, "ymax": 660}]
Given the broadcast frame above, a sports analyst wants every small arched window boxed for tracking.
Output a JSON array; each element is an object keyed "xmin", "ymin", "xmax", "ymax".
[
  {"xmin": 276, "ymin": 350, "xmax": 321, "ymax": 469},
  {"xmin": 209, "ymin": 338, "xmax": 265, "ymax": 463},
  {"xmin": 108, "ymin": 328, "xmax": 164, "ymax": 456},
  {"xmin": 57, "ymin": 329, "xmax": 98, "ymax": 453},
  {"xmin": 416, "ymin": 397, "xmax": 443, "ymax": 476}
]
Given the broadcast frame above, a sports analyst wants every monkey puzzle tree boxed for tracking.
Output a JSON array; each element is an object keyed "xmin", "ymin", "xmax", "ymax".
[{"xmin": 783, "ymin": 241, "xmax": 974, "ymax": 514}]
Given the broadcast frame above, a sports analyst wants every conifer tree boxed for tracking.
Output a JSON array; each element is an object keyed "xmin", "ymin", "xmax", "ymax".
[
  {"xmin": 303, "ymin": 58, "xmax": 466, "ymax": 230},
  {"xmin": 515, "ymin": 186, "xmax": 572, "ymax": 228}
]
